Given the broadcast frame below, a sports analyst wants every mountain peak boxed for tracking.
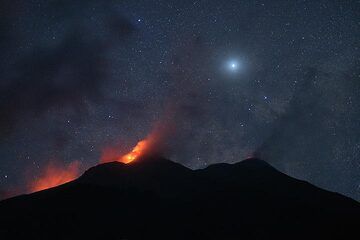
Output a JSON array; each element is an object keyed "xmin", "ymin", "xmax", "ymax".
[
  {"xmin": 238, "ymin": 157, "xmax": 273, "ymax": 168},
  {"xmin": 1, "ymin": 157, "xmax": 359, "ymax": 239},
  {"xmin": 76, "ymin": 156, "xmax": 191, "ymax": 187}
]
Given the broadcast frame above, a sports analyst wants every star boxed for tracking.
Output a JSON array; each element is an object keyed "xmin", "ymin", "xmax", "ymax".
[
  {"xmin": 226, "ymin": 59, "xmax": 243, "ymax": 73},
  {"xmin": 229, "ymin": 60, "xmax": 238, "ymax": 71}
]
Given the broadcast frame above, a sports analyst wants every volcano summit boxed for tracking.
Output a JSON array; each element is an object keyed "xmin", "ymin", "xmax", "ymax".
[{"xmin": 0, "ymin": 157, "xmax": 359, "ymax": 239}]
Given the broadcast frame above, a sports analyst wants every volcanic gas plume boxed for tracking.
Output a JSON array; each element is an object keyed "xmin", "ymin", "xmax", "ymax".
[{"xmin": 29, "ymin": 161, "xmax": 80, "ymax": 192}]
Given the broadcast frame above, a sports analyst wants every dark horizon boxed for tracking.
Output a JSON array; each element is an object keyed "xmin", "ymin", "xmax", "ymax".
[
  {"xmin": 1, "ymin": 155, "xmax": 359, "ymax": 203},
  {"xmin": 1, "ymin": 155, "xmax": 359, "ymax": 239}
]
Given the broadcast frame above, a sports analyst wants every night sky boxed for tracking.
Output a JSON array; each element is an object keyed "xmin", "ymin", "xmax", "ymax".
[{"xmin": 0, "ymin": 0, "xmax": 359, "ymax": 200}]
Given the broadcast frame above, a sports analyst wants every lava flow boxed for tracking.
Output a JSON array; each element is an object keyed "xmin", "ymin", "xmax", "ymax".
[
  {"xmin": 120, "ymin": 139, "xmax": 150, "ymax": 163},
  {"xmin": 101, "ymin": 137, "xmax": 153, "ymax": 164},
  {"xmin": 101, "ymin": 121, "xmax": 170, "ymax": 164}
]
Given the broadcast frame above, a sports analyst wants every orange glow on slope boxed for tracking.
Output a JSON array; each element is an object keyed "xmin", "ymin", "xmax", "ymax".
[
  {"xmin": 100, "ymin": 125, "xmax": 169, "ymax": 164},
  {"xmin": 100, "ymin": 119, "xmax": 174, "ymax": 164},
  {"xmin": 101, "ymin": 138, "xmax": 153, "ymax": 164},
  {"xmin": 120, "ymin": 139, "xmax": 150, "ymax": 163},
  {"xmin": 29, "ymin": 161, "xmax": 80, "ymax": 192}
]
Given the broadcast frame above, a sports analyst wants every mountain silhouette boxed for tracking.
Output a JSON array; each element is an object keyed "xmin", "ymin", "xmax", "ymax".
[{"xmin": 0, "ymin": 157, "xmax": 359, "ymax": 240}]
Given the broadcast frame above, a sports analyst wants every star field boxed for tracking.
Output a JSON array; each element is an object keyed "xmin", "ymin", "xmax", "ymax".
[{"xmin": 0, "ymin": 0, "xmax": 359, "ymax": 200}]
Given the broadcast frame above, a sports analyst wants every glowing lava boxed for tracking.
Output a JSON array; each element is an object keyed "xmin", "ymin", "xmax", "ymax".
[
  {"xmin": 120, "ymin": 139, "xmax": 149, "ymax": 163},
  {"xmin": 100, "ymin": 138, "xmax": 152, "ymax": 164},
  {"xmin": 100, "ymin": 120, "xmax": 173, "ymax": 164},
  {"xmin": 101, "ymin": 132, "xmax": 161, "ymax": 164},
  {"xmin": 29, "ymin": 161, "xmax": 80, "ymax": 192}
]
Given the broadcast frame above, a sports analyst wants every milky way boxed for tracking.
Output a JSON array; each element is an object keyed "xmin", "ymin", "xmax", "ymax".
[{"xmin": 0, "ymin": 0, "xmax": 359, "ymax": 200}]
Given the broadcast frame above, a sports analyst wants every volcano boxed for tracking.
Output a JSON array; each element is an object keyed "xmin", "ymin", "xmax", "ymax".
[{"xmin": 0, "ymin": 157, "xmax": 359, "ymax": 239}]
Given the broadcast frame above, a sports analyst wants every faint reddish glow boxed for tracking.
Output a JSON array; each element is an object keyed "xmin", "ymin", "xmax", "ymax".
[
  {"xmin": 29, "ymin": 161, "xmax": 80, "ymax": 192},
  {"xmin": 100, "ymin": 144, "xmax": 123, "ymax": 163}
]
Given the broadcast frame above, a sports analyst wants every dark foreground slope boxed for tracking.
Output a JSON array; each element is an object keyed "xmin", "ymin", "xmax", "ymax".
[{"xmin": 0, "ymin": 157, "xmax": 359, "ymax": 240}]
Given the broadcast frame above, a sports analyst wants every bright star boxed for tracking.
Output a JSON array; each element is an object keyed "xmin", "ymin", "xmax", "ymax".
[
  {"xmin": 227, "ymin": 60, "xmax": 241, "ymax": 72},
  {"xmin": 222, "ymin": 57, "xmax": 246, "ymax": 76}
]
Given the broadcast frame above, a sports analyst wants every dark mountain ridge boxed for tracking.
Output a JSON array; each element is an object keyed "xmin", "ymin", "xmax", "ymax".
[{"xmin": 0, "ymin": 157, "xmax": 359, "ymax": 239}]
